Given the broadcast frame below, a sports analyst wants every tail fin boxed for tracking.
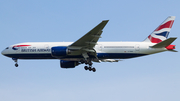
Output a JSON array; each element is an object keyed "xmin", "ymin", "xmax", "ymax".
[{"xmin": 144, "ymin": 16, "xmax": 175, "ymax": 43}]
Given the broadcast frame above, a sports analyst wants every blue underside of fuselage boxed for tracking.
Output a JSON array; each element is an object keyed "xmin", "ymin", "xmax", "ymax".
[{"xmin": 4, "ymin": 53, "xmax": 148, "ymax": 59}]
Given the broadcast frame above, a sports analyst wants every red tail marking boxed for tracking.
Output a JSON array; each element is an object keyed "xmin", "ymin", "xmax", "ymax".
[
  {"xmin": 155, "ymin": 20, "xmax": 174, "ymax": 31},
  {"xmin": 148, "ymin": 35, "xmax": 162, "ymax": 43}
]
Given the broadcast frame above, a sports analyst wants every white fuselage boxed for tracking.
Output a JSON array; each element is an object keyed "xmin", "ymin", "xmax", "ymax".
[
  {"xmin": 1, "ymin": 16, "xmax": 177, "ymax": 70},
  {"xmin": 1, "ymin": 41, "xmax": 168, "ymax": 60}
]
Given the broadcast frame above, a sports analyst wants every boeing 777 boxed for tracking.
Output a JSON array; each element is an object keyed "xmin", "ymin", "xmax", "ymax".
[{"xmin": 1, "ymin": 16, "xmax": 177, "ymax": 72}]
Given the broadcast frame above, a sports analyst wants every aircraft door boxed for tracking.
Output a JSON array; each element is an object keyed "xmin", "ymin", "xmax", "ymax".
[
  {"xmin": 95, "ymin": 44, "xmax": 102, "ymax": 52},
  {"xmin": 16, "ymin": 47, "xmax": 21, "ymax": 53},
  {"xmin": 44, "ymin": 44, "xmax": 50, "ymax": 53},
  {"xmin": 45, "ymin": 44, "xmax": 49, "ymax": 49},
  {"xmin": 99, "ymin": 44, "xmax": 102, "ymax": 51},
  {"xmin": 13, "ymin": 46, "xmax": 21, "ymax": 53},
  {"xmin": 135, "ymin": 44, "xmax": 140, "ymax": 53}
]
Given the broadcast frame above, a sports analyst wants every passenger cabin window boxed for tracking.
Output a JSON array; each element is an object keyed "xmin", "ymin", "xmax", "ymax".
[
  {"xmin": 104, "ymin": 46, "xmax": 134, "ymax": 48},
  {"xmin": 21, "ymin": 47, "xmax": 27, "ymax": 49}
]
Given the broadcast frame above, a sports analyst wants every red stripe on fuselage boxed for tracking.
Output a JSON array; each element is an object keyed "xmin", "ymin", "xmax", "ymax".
[
  {"xmin": 13, "ymin": 45, "xmax": 31, "ymax": 47},
  {"xmin": 155, "ymin": 20, "xmax": 174, "ymax": 31}
]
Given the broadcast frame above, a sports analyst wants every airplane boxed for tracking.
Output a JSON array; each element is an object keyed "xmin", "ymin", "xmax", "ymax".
[{"xmin": 1, "ymin": 16, "xmax": 177, "ymax": 72}]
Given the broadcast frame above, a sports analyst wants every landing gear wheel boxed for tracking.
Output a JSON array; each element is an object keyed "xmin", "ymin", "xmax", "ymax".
[
  {"xmin": 89, "ymin": 67, "xmax": 92, "ymax": 71},
  {"xmin": 12, "ymin": 58, "xmax": 18, "ymax": 67},
  {"xmin": 15, "ymin": 63, "xmax": 18, "ymax": 67},
  {"xmin": 84, "ymin": 66, "xmax": 88, "ymax": 70},
  {"xmin": 92, "ymin": 68, "xmax": 96, "ymax": 72},
  {"xmin": 89, "ymin": 62, "xmax": 93, "ymax": 67}
]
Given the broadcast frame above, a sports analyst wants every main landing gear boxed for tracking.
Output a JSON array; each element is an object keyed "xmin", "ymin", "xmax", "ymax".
[
  {"xmin": 82, "ymin": 59, "xmax": 96, "ymax": 72},
  {"xmin": 12, "ymin": 58, "xmax": 18, "ymax": 67},
  {"xmin": 84, "ymin": 66, "xmax": 96, "ymax": 72},
  {"xmin": 81, "ymin": 53, "xmax": 96, "ymax": 72}
]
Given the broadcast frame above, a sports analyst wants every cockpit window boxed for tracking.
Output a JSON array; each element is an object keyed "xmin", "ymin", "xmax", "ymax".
[{"xmin": 6, "ymin": 47, "xmax": 9, "ymax": 49}]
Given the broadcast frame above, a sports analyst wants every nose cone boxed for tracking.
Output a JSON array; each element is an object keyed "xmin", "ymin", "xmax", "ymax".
[
  {"xmin": 2, "ymin": 47, "xmax": 12, "ymax": 58},
  {"xmin": 1, "ymin": 48, "xmax": 9, "ymax": 56},
  {"xmin": 1, "ymin": 50, "xmax": 5, "ymax": 56}
]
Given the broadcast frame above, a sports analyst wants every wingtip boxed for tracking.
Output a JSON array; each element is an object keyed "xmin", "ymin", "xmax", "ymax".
[{"xmin": 102, "ymin": 20, "xmax": 109, "ymax": 22}]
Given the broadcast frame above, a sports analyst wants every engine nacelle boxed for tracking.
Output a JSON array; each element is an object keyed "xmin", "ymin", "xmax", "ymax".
[
  {"xmin": 51, "ymin": 46, "xmax": 69, "ymax": 57},
  {"xmin": 60, "ymin": 60, "xmax": 79, "ymax": 68}
]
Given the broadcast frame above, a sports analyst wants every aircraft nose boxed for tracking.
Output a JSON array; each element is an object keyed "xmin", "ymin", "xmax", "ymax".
[
  {"xmin": 1, "ymin": 49, "xmax": 8, "ymax": 56},
  {"xmin": 1, "ymin": 50, "xmax": 5, "ymax": 55}
]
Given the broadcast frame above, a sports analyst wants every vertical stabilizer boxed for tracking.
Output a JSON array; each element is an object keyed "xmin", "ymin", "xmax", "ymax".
[{"xmin": 144, "ymin": 16, "xmax": 175, "ymax": 43}]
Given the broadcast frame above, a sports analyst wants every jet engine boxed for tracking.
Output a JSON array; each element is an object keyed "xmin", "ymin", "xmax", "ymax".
[
  {"xmin": 60, "ymin": 60, "xmax": 79, "ymax": 68},
  {"xmin": 51, "ymin": 46, "xmax": 70, "ymax": 57}
]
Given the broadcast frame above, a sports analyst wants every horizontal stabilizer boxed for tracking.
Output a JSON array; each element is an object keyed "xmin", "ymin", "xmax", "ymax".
[
  {"xmin": 151, "ymin": 37, "xmax": 177, "ymax": 48},
  {"xmin": 168, "ymin": 50, "xmax": 178, "ymax": 52}
]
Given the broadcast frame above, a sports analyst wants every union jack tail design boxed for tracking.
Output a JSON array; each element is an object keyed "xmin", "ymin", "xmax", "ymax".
[{"xmin": 144, "ymin": 16, "xmax": 175, "ymax": 43}]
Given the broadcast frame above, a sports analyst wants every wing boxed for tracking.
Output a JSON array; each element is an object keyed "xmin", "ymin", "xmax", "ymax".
[
  {"xmin": 68, "ymin": 20, "xmax": 109, "ymax": 50},
  {"xmin": 68, "ymin": 20, "xmax": 109, "ymax": 61}
]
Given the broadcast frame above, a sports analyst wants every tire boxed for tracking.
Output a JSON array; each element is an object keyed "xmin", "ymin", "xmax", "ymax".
[
  {"xmin": 84, "ymin": 66, "xmax": 88, "ymax": 70},
  {"xmin": 89, "ymin": 67, "xmax": 92, "ymax": 71},
  {"xmin": 15, "ymin": 63, "xmax": 18, "ymax": 67},
  {"xmin": 92, "ymin": 68, "xmax": 96, "ymax": 72}
]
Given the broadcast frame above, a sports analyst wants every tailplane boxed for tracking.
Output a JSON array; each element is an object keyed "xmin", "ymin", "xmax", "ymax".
[
  {"xmin": 144, "ymin": 16, "xmax": 175, "ymax": 43},
  {"xmin": 151, "ymin": 37, "xmax": 177, "ymax": 48},
  {"xmin": 150, "ymin": 37, "xmax": 177, "ymax": 52}
]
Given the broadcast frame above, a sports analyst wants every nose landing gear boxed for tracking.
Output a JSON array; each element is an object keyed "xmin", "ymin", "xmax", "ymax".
[
  {"xmin": 12, "ymin": 58, "xmax": 18, "ymax": 67},
  {"xmin": 15, "ymin": 63, "xmax": 18, "ymax": 67}
]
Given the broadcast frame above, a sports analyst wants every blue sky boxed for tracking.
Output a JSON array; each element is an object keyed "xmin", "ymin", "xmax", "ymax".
[{"xmin": 0, "ymin": 0, "xmax": 180, "ymax": 101}]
